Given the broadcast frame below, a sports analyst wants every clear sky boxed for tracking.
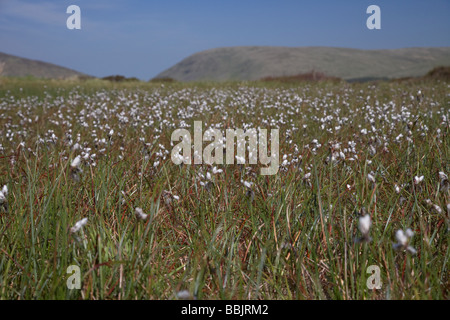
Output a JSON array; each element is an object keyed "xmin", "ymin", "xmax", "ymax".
[{"xmin": 1, "ymin": 0, "xmax": 449, "ymax": 80}]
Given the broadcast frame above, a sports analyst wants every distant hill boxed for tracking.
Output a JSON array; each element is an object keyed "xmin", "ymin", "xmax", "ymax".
[
  {"xmin": 155, "ymin": 46, "xmax": 450, "ymax": 82},
  {"xmin": 0, "ymin": 51, "xmax": 90, "ymax": 79}
]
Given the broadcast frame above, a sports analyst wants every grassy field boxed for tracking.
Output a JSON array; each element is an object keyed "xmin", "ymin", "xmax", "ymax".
[{"xmin": 0, "ymin": 77, "xmax": 448, "ymax": 300}]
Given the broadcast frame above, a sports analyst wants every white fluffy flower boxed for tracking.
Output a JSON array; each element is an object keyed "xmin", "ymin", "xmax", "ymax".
[
  {"xmin": 439, "ymin": 172, "xmax": 449, "ymax": 192},
  {"xmin": 395, "ymin": 229, "xmax": 408, "ymax": 246},
  {"xmin": 135, "ymin": 207, "xmax": 148, "ymax": 220},
  {"xmin": 394, "ymin": 228, "xmax": 416, "ymax": 254},
  {"xmin": 241, "ymin": 180, "xmax": 253, "ymax": 189},
  {"xmin": 358, "ymin": 215, "xmax": 371, "ymax": 237},
  {"xmin": 71, "ymin": 156, "xmax": 81, "ymax": 168},
  {"xmin": 212, "ymin": 166, "xmax": 223, "ymax": 174},
  {"xmin": 177, "ymin": 290, "xmax": 193, "ymax": 300},
  {"xmin": 414, "ymin": 175, "xmax": 424, "ymax": 185},
  {"xmin": 432, "ymin": 204, "xmax": 442, "ymax": 214},
  {"xmin": 70, "ymin": 217, "xmax": 88, "ymax": 233},
  {"xmin": 405, "ymin": 228, "xmax": 414, "ymax": 238},
  {"xmin": 0, "ymin": 185, "xmax": 8, "ymax": 204}
]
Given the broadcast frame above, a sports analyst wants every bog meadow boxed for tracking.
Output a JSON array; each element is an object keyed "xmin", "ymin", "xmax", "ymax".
[{"xmin": 0, "ymin": 76, "xmax": 448, "ymax": 299}]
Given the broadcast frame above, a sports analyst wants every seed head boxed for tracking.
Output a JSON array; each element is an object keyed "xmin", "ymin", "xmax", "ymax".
[
  {"xmin": 71, "ymin": 156, "xmax": 81, "ymax": 169},
  {"xmin": 393, "ymin": 228, "xmax": 416, "ymax": 254},
  {"xmin": 414, "ymin": 175, "xmax": 424, "ymax": 185},
  {"xmin": 70, "ymin": 218, "xmax": 88, "ymax": 233},
  {"xmin": 358, "ymin": 215, "xmax": 371, "ymax": 237},
  {"xmin": 135, "ymin": 207, "xmax": 148, "ymax": 220},
  {"xmin": 0, "ymin": 185, "xmax": 7, "ymax": 203}
]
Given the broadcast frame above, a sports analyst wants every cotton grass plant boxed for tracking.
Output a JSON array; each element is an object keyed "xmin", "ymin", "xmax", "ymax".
[{"xmin": 0, "ymin": 78, "xmax": 448, "ymax": 300}]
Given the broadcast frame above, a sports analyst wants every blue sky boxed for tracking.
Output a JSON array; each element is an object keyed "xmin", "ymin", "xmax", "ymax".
[{"xmin": 1, "ymin": 0, "xmax": 449, "ymax": 80}]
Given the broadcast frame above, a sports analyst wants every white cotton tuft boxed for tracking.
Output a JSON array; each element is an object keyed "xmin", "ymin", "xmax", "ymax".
[
  {"xmin": 405, "ymin": 228, "xmax": 414, "ymax": 238},
  {"xmin": 414, "ymin": 175, "xmax": 424, "ymax": 185},
  {"xmin": 241, "ymin": 180, "xmax": 253, "ymax": 189},
  {"xmin": 71, "ymin": 156, "xmax": 81, "ymax": 168},
  {"xmin": 70, "ymin": 217, "xmax": 88, "ymax": 233},
  {"xmin": 358, "ymin": 215, "xmax": 371, "ymax": 236},
  {"xmin": 395, "ymin": 229, "xmax": 408, "ymax": 247},
  {"xmin": 135, "ymin": 207, "xmax": 148, "ymax": 220},
  {"xmin": 1, "ymin": 185, "xmax": 7, "ymax": 197}
]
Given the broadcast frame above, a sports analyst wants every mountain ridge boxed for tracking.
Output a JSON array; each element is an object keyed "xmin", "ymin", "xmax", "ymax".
[
  {"xmin": 0, "ymin": 51, "xmax": 90, "ymax": 79},
  {"xmin": 155, "ymin": 46, "xmax": 450, "ymax": 81}
]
